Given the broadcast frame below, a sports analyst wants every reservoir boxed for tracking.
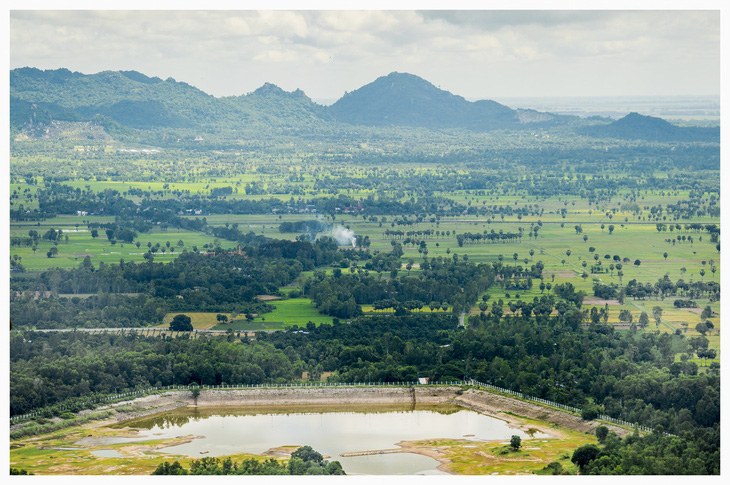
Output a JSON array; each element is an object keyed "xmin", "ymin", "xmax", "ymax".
[{"xmin": 116, "ymin": 404, "xmax": 547, "ymax": 475}]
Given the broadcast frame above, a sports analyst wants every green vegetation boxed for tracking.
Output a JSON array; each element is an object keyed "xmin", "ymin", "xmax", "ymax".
[
  {"xmin": 9, "ymin": 67, "xmax": 720, "ymax": 475},
  {"xmin": 151, "ymin": 446, "xmax": 345, "ymax": 475}
]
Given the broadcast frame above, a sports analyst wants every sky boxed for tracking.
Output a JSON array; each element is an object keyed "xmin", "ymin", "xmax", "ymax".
[{"xmin": 7, "ymin": 4, "xmax": 723, "ymax": 104}]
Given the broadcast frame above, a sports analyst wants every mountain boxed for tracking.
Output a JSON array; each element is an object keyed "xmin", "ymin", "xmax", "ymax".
[
  {"xmin": 580, "ymin": 112, "xmax": 720, "ymax": 142},
  {"xmin": 10, "ymin": 67, "xmax": 218, "ymax": 130},
  {"xmin": 7, "ymin": 68, "xmax": 581, "ymax": 141},
  {"xmin": 329, "ymin": 72, "xmax": 556, "ymax": 129},
  {"xmin": 223, "ymin": 83, "xmax": 330, "ymax": 128}
]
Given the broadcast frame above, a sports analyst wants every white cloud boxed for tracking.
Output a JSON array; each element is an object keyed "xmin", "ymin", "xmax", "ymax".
[{"xmin": 9, "ymin": 9, "xmax": 720, "ymax": 99}]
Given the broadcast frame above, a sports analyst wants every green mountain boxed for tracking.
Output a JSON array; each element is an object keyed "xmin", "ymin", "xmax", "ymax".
[
  {"xmin": 580, "ymin": 112, "xmax": 719, "ymax": 142},
  {"xmin": 14, "ymin": 68, "xmax": 714, "ymax": 144},
  {"xmin": 11, "ymin": 68, "xmax": 566, "ymax": 139},
  {"xmin": 329, "ymin": 71, "xmax": 557, "ymax": 129}
]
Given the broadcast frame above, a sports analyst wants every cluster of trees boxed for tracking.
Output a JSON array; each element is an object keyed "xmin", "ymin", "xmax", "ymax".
[
  {"xmin": 570, "ymin": 427, "xmax": 719, "ymax": 474},
  {"xmin": 9, "ymin": 331, "xmax": 305, "ymax": 415},
  {"xmin": 625, "ymin": 276, "xmax": 719, "ymax": 302},
  {"xmin": 152, "ymin": 446, "xmax": 344, "ymax": 475},
  {"xmin": 10, "ymin": 292, "xmax": 166, "ymax": 329},
  {"xmin": 303, "ymin": 255, "xmax": 496, "ymax": 318},
  {"xmin": 10, "ymin": 236, "xmax": 360, "ymax": 329}
]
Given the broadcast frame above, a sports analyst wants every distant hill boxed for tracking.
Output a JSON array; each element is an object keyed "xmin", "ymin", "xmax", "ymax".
[
  {"xmin": 15, "ymin": 68, "xmax": 717, "ymax": 144},
  {"xmin": 223, "ymin": 82, "xmax": 331, "ymax": 129},
  {"xmin": 580, "ymin": 112, "xmax": 719, "ymax": 142},
  {"xmin": 329, "ymin": 72, "xmax": 557, "ymax": 129}
]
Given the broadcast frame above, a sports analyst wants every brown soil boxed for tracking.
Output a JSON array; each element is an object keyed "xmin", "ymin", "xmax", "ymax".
[
  {"xmin": 255, "ymin": 295, "xmax": 281, "ymax": 301},
  {"xmin": 455, "ymin": 389, "xmax": 631, "ymax": 438},
  {"xmin": 395, "ymin": 441, "xmax": 457, "ymax": 474}
]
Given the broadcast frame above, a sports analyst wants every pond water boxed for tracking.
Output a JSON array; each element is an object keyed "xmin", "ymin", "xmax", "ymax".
[
  {"xmin": 116, "ymin": 404, "xmax": 547, "ymax": 475},
  {"xmin": 91, "ymin": 449, "xmax": 124, "ymax": 458}
]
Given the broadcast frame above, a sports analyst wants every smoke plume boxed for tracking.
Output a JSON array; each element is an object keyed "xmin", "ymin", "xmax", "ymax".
[{"xmin": 331, "ymin": 225, "xmax": 357, "ymax": 247}]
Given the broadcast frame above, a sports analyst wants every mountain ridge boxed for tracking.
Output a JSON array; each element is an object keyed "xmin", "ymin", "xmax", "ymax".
[
  {"xmin": 10, "ymin": 67, "xmax": 714, "ymax": 143},
  {"xmin": 10, "ymin": 67, "xmax": 557, "ymax": 135}
]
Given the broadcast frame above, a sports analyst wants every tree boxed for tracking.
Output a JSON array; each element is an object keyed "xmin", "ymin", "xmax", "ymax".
[
  {"xmin": 652, "ymin": 306, "xmax": 663, "ymax": 325},
  {"xmin": 618, "ymin": 309, "xmax": 633, "ymax": 323},
  {"xmin": 216, "ymin": 314, "xmax": 228, "ymax": 323},
  {"xmin": 571, "ymin": 444, "xmax": 600, "ymax": 471},
  {"xmin": 170, "ymin": 314, "xmax": 193, "ymax": 332},
  {"xmin": 581, "ymin": 405, "xmax": 599, "ymax": 421},
  {"xmin": 152, "ymin": 461, "xmax": 187, "ymax": 475},
  {"xmin": 595, "ymin": 426, "xmax": 609, "ymax": 443},
  {"xmin": 608, "ymin": 225, "xmax": 615, "ymax": 234},
  {"xmin": 291, "ymin": 446, "xmax": 323, "ymax": 464},
  {"xmin": 510, "ymin": 435, "xmax": 522, "ymax": 451},
  {"xmin": 701, "ymin": 305, "xmax": 713, "ymax": 320},
  {"xmin": 695, "ymin": 322, "xmax": 708, "ymax": 335},
  {"xmin": 46, "ymin": 247, "xmax": 58, "ymax": 258},
  {"xmin": 639, "ymin": 312, "xmax": 649, "ymax": 328}
]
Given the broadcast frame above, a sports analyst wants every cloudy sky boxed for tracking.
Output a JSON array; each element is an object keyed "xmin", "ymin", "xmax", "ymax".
[{"xmin": 9, "ymin": 5, "xmax": 722, "ymax": 103}]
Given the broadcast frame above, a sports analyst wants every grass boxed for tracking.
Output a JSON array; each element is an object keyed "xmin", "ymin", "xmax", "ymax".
[
  {"xmin": 158, "ymin": 312, "xmax": 232, "ymax": 330},
  {"xmin": 211, "ymin": 298, "xmax": 334, "ymax": 331},
  {"xmin": 10, "ymin": 223, "xmax": 237, "ymax": 271},
  {"xmin": 407, "ymin": 417, "xmax": 593, "ymax": 475}
]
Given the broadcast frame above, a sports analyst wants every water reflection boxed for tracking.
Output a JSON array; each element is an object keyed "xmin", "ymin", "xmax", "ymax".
[
  {"xmin": 112, "ymin": 404, "xmax": 547, "ymax": 475},
  {"xmin": 118, "ymin": 403, "xmax": 462, "ymax": 430}
]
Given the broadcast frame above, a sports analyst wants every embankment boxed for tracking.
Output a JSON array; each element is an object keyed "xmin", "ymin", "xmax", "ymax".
[{"xmin": 96, "ymin": 385, "xmax": 629, "ymax": 439}]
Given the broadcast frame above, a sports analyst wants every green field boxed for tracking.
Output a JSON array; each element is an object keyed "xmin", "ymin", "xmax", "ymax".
[
  {"xmin": 212, "ymin": 298, "xmax": 335, "ymax": 331},
  {"xmin": 9, "ymin": 161, "xmax": 720, "ymax": 369}
]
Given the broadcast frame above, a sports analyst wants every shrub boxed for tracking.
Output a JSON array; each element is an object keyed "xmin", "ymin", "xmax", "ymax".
[{"xmin": 581, "ymin": 405, "xmax": 599, "ymax": 421}]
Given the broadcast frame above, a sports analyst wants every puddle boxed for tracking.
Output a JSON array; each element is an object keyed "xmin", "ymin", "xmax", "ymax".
[{"xmin": 92, "ymin": 449, "xmax": 124, "ymax": 458}]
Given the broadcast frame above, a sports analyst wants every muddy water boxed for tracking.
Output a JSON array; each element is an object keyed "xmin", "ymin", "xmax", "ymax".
[{"xmin": 117, "ymin": 404, "xmax": 546, "ymax": 475}]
